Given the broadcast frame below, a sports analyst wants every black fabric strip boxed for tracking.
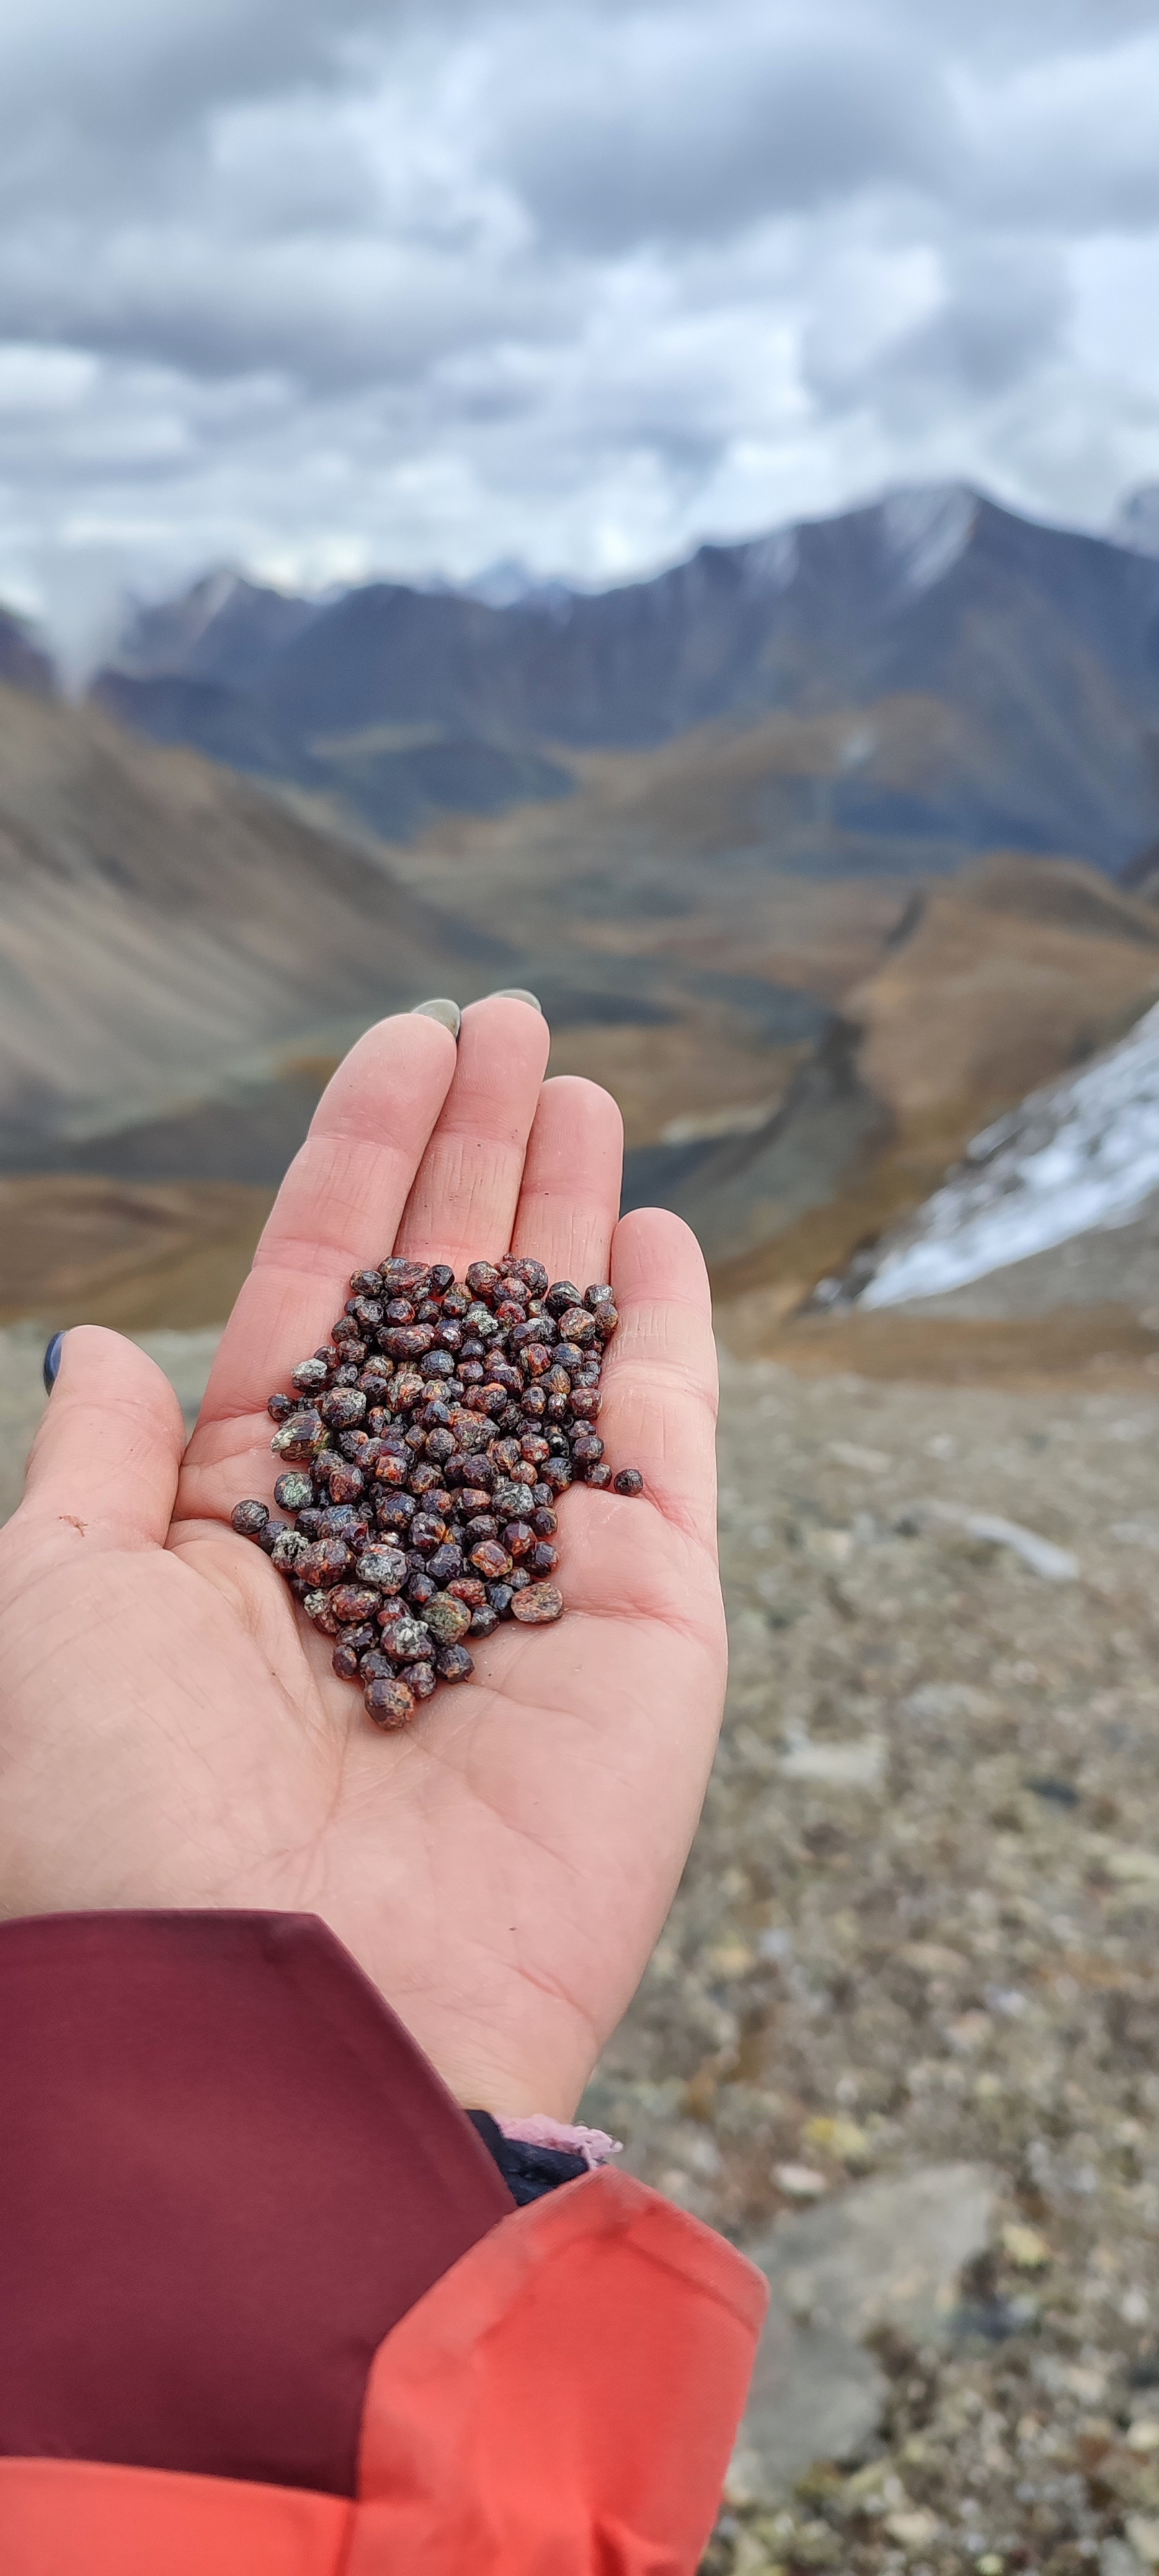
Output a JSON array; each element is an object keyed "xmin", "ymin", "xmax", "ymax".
[{"xmin": 466, "ymin": 2108, "xmax": 589, "ymax": 2206}]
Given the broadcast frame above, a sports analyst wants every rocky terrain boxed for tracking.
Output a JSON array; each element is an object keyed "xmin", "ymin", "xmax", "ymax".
[
  {"xmin": 5, "ymin": 1321, "xmax": 1159, "ymax": 2576},
  {"xmin": 0, "ymin": 681, "xmax": 460, "ymax": 1165}
]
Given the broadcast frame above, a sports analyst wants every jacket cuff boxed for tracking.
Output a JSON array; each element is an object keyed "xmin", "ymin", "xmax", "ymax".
[{"xmin": 355, "ymin": 2164, "xmax": 769, "ymax": 2572}]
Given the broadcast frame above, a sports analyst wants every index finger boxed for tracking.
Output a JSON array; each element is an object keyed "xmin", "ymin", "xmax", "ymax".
[{"xmin": 196, "ymin": 1011, "xmax": 457, "ymax": 1428}]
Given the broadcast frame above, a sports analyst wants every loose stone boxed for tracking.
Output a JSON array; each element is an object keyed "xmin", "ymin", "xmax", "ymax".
[
  {"xmin": 254, "ymin": 1249, "xmax": 642, "ymax": 1719},
  {"xmin": 435, "ymin": 1643, "xmax": 475, "ymax": 1682},
  {"xmin": 379, "ymin": 1613, "xmax": 434, "ymax": 1664},
  {"xmin": 364, "ymin": 1674, "xmax": 415, "ymax": 1729},
  {"xmin": 423, "ymin": 1593, "xmax": 473, "ymax": 1647},
  {"xmin": 511, "ymin": 1582, "xmax": 565, "ymax": 1624}
]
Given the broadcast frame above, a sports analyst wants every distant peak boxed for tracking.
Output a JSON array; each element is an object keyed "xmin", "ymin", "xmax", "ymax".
[{"xmin": 875, "ymin": 483, "xmax": 981, "ymax": 596}]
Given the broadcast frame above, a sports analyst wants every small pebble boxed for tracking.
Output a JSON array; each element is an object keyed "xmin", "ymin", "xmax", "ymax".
[
  {"xmin": 241, "ymin": 1258, "xmax": 636, "ymax": 1722},
  {"xmin": 435, "ymin": 1643, "xmax": 475, "ymax": 1682},
  {"xmin": 511, "ymin": 1582, "xmax": 565, "ymax": 1624},
  {"xmin": 424, "ymin": 1593, "xmax": 473, "ymax": 1646},
  {"xmin": 364, "ymin": 1674, "xmax": 415, "ymax": 1729}
]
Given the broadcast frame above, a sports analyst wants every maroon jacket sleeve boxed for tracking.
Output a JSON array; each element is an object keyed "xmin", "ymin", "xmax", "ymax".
[{"xmin": 0, "ymin": 1911, "xmax": 513, "ymax": 2496}]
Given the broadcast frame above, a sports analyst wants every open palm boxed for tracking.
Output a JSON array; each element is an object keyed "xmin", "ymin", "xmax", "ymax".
[{"xmin": 0, "ymin": 999, "xmax": 725, "ymax": 2116}]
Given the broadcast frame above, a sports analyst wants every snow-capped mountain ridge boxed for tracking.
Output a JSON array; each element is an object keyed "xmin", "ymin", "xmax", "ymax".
[{"xmin": 858, "ymin": 999, "xmax": 1159, "ymax": 1307}]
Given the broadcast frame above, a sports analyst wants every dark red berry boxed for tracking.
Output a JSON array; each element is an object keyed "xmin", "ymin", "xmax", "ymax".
[
  {"xmin": 231, "ymin": 1499, "xmax": 269, "ymax": 1537},
  {"xmin": 613, "ymin": 1468, "xmax": 644, "ymax": 1495}
]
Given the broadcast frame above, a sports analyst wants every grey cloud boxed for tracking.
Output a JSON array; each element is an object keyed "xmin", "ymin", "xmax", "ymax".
[
  {"xmin": 493, "ymin": 19, "xmax": 956, "ymax": 249},
  {"xmin": 806, "ymin": 240, "xmax": 1070, "ymax": 422},
  {"xmin": 0, "ymin": 0, "xmax": 1157, "ymax": 652}
]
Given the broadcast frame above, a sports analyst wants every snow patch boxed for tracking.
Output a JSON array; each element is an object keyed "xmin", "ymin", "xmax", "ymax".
[
  {"xmin": 877, "ymin": 484, "xmax": 979, "ymax": 598},
  {"xmin": 860, "ymin": 999, "xmax": 1159, "ymax": 1306},
  {"xmin": 1114, "ymin": 484, "xmax": 1159, "ymax": 560},
  {"xmin": 740, "ymin": 525, "xmax": 800, "ymax": 596}
]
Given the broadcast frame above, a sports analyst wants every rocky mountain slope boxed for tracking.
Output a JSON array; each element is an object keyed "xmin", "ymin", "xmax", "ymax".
[
  {"xmin": 0, "ymin": 681, "xmax": 460, "ymax": 1163},
  {"xmin": 843, "ymin": 992, "xmax": 1159, "ymax": 1313},
  {"xmin": 93, "ymin": 488, "xmax": 1159, "ymax": 876},
  {"xmin": 0, "ymin": 605, "xmax": 53, "ymax": 698}
]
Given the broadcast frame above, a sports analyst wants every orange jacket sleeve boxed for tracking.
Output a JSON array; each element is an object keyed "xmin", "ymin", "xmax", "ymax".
[{"xmin": 0, "ymin": 2168, "xmax": 766, "ymax": 2574}]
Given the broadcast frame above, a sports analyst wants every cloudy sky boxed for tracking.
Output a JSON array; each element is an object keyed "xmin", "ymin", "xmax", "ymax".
[{"xmin": 3, "ymin": 0, "xmax": 1159, "ymax": 654}]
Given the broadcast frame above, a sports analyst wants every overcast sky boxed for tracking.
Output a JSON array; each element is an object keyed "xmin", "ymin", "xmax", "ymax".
[{"xmin": 3, "ymin": 0, "xmax": 1159, "ymax": 654}]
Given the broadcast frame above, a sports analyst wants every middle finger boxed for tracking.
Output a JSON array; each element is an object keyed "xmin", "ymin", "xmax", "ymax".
[{"xmin": 393, "ymin": 994, "xmax": 551, "ymax": 1269}]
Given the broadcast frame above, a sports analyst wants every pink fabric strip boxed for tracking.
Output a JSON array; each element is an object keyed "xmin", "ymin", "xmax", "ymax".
[{"xmin": 496, "ymin": 2115, "xmax": 623, "ymax": 2171}]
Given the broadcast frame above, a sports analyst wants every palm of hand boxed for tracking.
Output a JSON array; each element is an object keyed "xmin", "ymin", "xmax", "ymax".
[{"xmin": 0, "ymin": 1003, "xmax": 724, "ymax": 2115}]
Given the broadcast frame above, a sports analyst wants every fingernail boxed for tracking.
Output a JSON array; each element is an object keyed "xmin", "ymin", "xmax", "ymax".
[
  {"xmin": 413, "ymin": 998, "xmax": 461, "ymax": 1037},
  {"xmin": 42, "ymin": 1331, "xmax": 66, "ymax": 1394},
  {"xmin": 487, "ymin": 989, "xmax": 542, "ymax": 1013}
]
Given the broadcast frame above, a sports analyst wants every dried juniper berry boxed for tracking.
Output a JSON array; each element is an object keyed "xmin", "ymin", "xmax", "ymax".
[
  {"xmin": 612, "ymin": 1468, "xmax": 644, "ymax": 1496},
  {"xmin": 274, "ymin": 1472, "xmax": 315, "ymax": 1513},
  {"xmin": 231, "ymin": 1499, "xmax": 269, "ymax": 1538}
]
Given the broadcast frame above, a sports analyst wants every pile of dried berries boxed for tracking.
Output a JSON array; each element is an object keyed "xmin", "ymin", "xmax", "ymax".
[{"xmin": 231, "ymin": 1252, "xmax": 644, "ymax": 1730}]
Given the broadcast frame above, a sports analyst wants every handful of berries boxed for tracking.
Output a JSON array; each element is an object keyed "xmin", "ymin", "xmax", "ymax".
[{"xmin": 231, "ymin": 1251, "xmax": 644, "ymax": 1729}]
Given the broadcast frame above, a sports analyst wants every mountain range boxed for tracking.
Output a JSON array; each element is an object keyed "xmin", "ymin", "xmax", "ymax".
[
  {"xmin": 6, "ymin": 483, "xmax": 1159, "ymax": 1332},
  {"xmin": 89, "ymin": 486, "xmax": 1159, "ymax": 876}
]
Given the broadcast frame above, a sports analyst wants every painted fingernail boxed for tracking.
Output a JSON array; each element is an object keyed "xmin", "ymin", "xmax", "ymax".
[
  {"xmin": 42, "ymin": 1331, "xmax": 66, "ymax": 1394},
  {"xmin": 487, "ymin": 989, "xmax": 542, "ymax": 1012},
  {"xmin": 413, "ymin": 998, "xmax": 461, "ymax": 1036}
]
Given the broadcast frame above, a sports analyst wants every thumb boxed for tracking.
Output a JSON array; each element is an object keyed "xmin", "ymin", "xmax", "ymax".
[{"xmin": 21, "ymin": 1327, "xmax": 185, "ymax": 1547}]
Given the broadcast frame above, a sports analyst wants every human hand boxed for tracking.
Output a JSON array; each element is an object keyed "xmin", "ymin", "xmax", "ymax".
[{"xmin": 0, "ymin": 999, "xmax": 725, "ymax": 2117}]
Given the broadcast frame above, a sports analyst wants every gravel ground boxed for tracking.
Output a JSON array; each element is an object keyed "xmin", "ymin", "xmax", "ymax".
[
  {"xmin": 4, "ymin": 1327, "xmax": 1159, "ymax": 2576},
  {"xmin": 581, "ymin": 1352, "xmax": 1159, "ymax": 2576}
]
